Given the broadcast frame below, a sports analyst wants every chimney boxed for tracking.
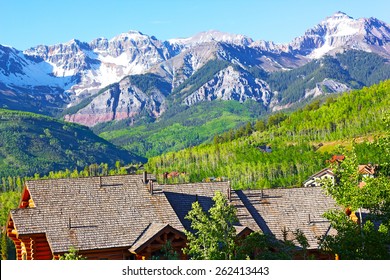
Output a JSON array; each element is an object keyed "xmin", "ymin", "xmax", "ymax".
[
  {"xmin": 308, "ymin": 213, "xmax": 312, "ymax": 225},
  {"xmin": 148, "ymin": 180, "xmax": 154, "ymax": 195},
  {"xmin": 143, "ymin": 171, "xmax": 147, "ymax": 184},
  {"xmin": 227, "ymin": 181, "xmax": 231, "ymax": 202}
]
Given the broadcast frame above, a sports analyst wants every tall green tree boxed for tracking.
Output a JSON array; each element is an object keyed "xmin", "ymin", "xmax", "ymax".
[
  {"xmin": 183, "ymin": 191, "xmax": 238, "ymax": 260},
  {"xmin": 320, "ymin": 114, "xmax": 390, "ymax": 259}
]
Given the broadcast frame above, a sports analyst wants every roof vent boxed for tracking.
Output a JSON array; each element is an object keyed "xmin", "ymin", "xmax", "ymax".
[{"xmin": 148, "ymin": 180, "xmax": 154, "ymax": 195}]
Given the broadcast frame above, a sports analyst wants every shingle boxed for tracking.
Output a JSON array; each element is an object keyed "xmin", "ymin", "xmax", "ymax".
[
  {"xmin": 11, "ymin": 175, "xmax": 183, "ymax": 253},
  {"xmin": 240, "ymin": 187, "xmax": 339, "ymax": 249},
  {"xmin": 129, "ymin": 223, "xmax": 185, "ymax": 253},
  {"xmin": 162, "ymin": 182, "xmax": 261, "ymax": 232},
  {"xmin": 10, "ymin": 175, "xmax": 339, "ymax": 254}
]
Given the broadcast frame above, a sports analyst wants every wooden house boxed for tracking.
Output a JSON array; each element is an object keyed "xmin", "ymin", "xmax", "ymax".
[
  {"xmin": 358, "ymin": 164, "xmax": 376, "ymax": 178},
  {"xmin": 327, "ymin": 154, "xmax": 345, "ymax": 164},
  {"xmin": 7, "ymin": 175, "xmax": 186, "ymax": 260},
  {"xmin": 7, "ymin": 174, "xmax": 339, "ymax": 260},
  {"xmin": 303, "ymin": 168, "xmax": 335, "ymax": 187}
]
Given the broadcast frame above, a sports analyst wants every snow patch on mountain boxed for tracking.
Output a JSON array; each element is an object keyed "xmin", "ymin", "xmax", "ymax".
[
  {"xmin": 169, "ymin": 30, "xmax": 253, "ymax": 48},
  {"xmin": 304, "ymin": 78, "xmax": 350, "ymax": 98},
  {"xmin": 0, "ymin": 45, "xmax": 74, "ymax": 89}
]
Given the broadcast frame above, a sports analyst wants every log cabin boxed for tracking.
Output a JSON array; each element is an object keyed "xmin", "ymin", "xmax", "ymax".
[{"xmin": 7, "ymin": 174, "xmax": 339, "ymax": 260}]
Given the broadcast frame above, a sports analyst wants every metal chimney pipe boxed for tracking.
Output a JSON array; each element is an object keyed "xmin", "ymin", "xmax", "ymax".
[
  {"xmin": 143, "ymin": 171, "xmax": 147, "ymax": 184},
  {"xmin": 227, "ymin": 182, "xmax": 231, "ymax": 202}
]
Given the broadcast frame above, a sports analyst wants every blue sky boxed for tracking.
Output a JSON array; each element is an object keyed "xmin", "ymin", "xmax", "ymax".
[{"xmin": 1, "ymin": 0, "xmax": 390, "ymax": 50}]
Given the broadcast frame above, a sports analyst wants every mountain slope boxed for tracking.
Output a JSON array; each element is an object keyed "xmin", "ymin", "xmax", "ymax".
[
  {"xmin": 90, "ymin": 50, "xmax": 390, "ymax": 158},
  {"xmin": 1, "ymin": 12, "xmax": 390, "ymax": 160},
  {"xmin": 266, "ymin": 50, "xmax": 390, "ymax": 107},
  {"xmin": 0, "ymin": 109, "xmax": 145, "ymax": 177},
  {"xmin": 146, "ymin": 80, "xmax": 390, "ymax": 189},
  {"xmin": 95, "ymin": 99, "xmax": 267, "ymax": 157},
  {"xmin": 65, "ymin": 48, "xmax": 390, "ymax": 128}
]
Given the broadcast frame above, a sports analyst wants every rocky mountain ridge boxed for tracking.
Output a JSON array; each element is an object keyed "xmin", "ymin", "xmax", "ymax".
[{"xmin": 1, "ymin": 12, "xmax": 390, "ymax": 126}]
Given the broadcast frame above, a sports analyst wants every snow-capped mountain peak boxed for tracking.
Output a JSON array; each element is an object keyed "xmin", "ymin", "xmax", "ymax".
[
  {"xmin": 1, "ymin": 11, "xmax": 390, "ymax": 125},
  {"xmin": 288, "ymin": 12, "xmax": 390, "ymax": 58},
  {"xmin": 326, "ymin": 11, "xmax": 353, "ymax": 21},
  {"xmin": 109, "ymin": 30, "xmax": 150, "ymax": 42},
  {"xmin": 322, "ymin": 11, "xmax": 358, "ymax": 34},
  {"xmin": 169, "ymin": 30, "xmax": 254, "ymax": 47}
]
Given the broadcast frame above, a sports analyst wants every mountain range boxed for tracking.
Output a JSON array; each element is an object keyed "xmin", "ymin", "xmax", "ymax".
[{"xmin": 1, "ymin": 11, "xmax": 390, "ymax": 129}]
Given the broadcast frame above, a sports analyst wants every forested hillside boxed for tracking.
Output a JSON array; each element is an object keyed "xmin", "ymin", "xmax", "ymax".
[
  {"xmin": 0, "ymin": 109, "xmax": 144, "ymax": 178},
  {"xmin": 146, "ymin": 80, "xmax": 390, "ymax": 189},
  {"xmin": 96, "ymin": 100, "xmax": 267, "ymax": 157},
  {"xmin": 266, "ymin": 50, "xmax": 390, "ymax": 105},
  {"xmin": 95, "ymin": 50, "xmax": 390, "ymax": 158}
]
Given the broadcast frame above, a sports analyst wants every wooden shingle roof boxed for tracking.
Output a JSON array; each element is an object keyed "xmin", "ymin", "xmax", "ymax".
[
  {"xmin": 10, "ymin": 175, "xmax": 183, "ymax": 254},
  {"xmin": 9, "ymin": 174, "xmax": 339, "ymax": 254},
  {"xmin": 239, "ymin": 187, "xmax": 339, "ymax": 249},
  {"xmin": 358, "ymin": 164, "xmax": 376, "ymax": 175},
  {"xmin": 161, "ymin": 182, "xmax": 261, "ymax": 232},
  {"xmin": 129, "ymin": 223, "xmax": 185, "ymax": 254},
  {"xmin": 303, "ymin": 168, "xmax": 334, "ymax": 185}
]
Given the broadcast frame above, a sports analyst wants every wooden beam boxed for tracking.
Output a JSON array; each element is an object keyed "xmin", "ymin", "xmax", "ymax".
[{"xmin": 20, "ymin": 201, "xmax": 28, "ymax": 208}]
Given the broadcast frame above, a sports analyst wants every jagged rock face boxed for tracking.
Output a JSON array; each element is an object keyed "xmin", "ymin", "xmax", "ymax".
[
  {"xmin": 168, "ymin": 30, "xmax": 254, "ymax": 48},
  {"xmin": 152, "ymin": 42, "xmax": 223, "ymax": 89},
  {"xmin": 22, "ymin": 31, "xmax": 175, "ymax": 99},
  {"xmin": 2, "ymin": 12, "xmax": 390, "ymax": 125},
  {"xmin": 0, "ymin": 46, "xmax": 25, "ymax": 76},
  {"xmin": 64, "ymin": 76, "xmax": 168, "ymax": 126},
  {"xmin": 183, "ymin": 66, "xmax": 272, "ymax": 106},
  {"xmin": 90, "ymin": 31, "xmax": 173, "ymax": 69},
  {"xmin": 24, "ymin": 40, "xmax": 95, "ymax": 76}
]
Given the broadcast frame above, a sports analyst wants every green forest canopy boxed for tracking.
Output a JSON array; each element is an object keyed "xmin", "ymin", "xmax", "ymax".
[{"xmin": 146, "ymin": 80, "xmax": 390, "ymax": 189}]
